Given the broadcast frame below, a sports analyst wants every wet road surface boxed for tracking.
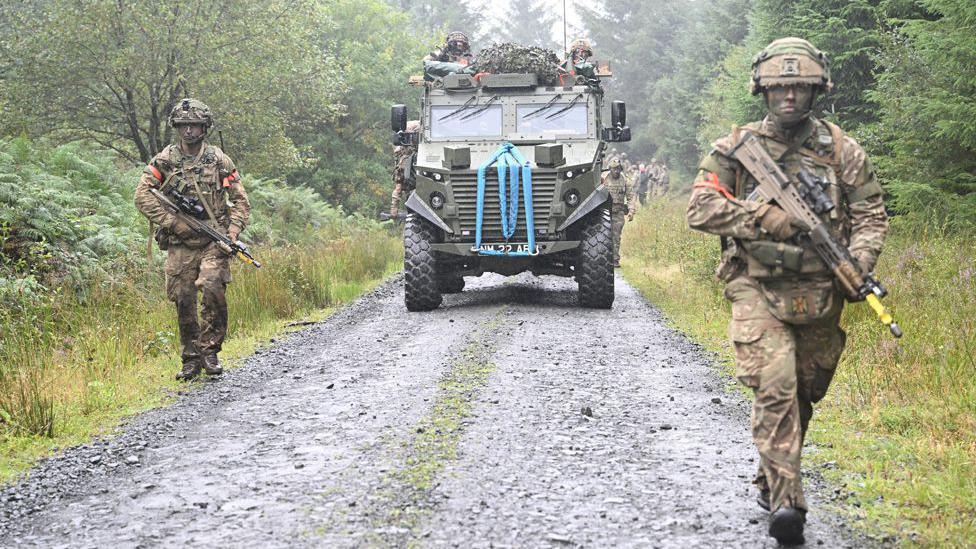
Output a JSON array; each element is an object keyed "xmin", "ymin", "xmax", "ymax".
[{"xmin": 0, "ymin": 273, "xmax": 868, "ymax": 547}]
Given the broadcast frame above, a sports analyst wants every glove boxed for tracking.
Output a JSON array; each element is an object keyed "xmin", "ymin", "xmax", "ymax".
[
  {"xmin": 757, "ymin": 204, "xmax": 799, "ymax": 241},
  {"xmin": 169, "ymin": 217, "xmax": 197, "ymax": 240},
  {"xmin": 228, "ymin": 224, "xmax": 242, "ymax": 242},
  {"xmin": 852, "ymin": 251, "xmax": 873, "ymax": 275}
]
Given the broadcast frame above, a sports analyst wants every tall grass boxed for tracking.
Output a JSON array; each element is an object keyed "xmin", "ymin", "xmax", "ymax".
[
  {"xmin": 0, "ymin": 225, "xmax": 401, "ymax": 482},
  {"xmin": 622, "ymin": 198, "xmax": 976, "ymax": 547}
]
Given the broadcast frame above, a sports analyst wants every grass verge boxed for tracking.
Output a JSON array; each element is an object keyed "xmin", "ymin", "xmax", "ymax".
[
  {"xmin": 0, "ymin": 228, "xmax": 401, "ymax": 483},
  {"xmin": 621, "ymin": 198, "xmax": 976, "ymax": 548},
  {"xmin": 368, "ymin": 312, "xmax": 503, "ymax": 546}
]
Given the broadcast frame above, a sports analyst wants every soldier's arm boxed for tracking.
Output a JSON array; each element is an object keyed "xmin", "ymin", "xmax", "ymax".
[
  {"xmin": 685, "ymin": 144, "xmax": 763, "ymax": 239},
  {"xmin": 134, "ymin": 159, "xmax": 177, "ymax": 228},
  {"xmin": 840, "ymin": 138, "xmax": 889, "ymax": 272},
  {"xmin": 218, "ymin": 151, "xmax": 250, "ymax": 233}
]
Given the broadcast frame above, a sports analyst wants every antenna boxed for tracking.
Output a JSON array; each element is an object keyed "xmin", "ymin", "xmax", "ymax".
[{"xmin": 563, "ymin": 0, "xmax": 568, "ymax": 57}]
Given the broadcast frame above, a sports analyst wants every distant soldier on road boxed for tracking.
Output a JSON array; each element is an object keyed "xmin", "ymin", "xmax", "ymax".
[
  {"xmin": 636, "ymin": 162, "xmax": 651, "ymax": 205},
  {"xmin": 390, "ymin": 120, "xmax": 420, "ymax": 219},
  {"xmin": 649, "ymin": 158, "xmax": 669, "ymax": 197},
  {"xmin": 603, "ymin": 157, "xmax": 637, "ymax": 268},
  {"xmin": 686, "ymin": 38, "xmax": 889, "ymax": 545},
  {"xmin": 135, "ymin": 99, "xmax": 251, "ymax": 381}
]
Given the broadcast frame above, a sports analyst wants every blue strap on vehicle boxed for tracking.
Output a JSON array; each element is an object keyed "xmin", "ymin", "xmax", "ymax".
[{"xmin": 473, "ymin": 142, "xmax": 537, "ymax": 256}]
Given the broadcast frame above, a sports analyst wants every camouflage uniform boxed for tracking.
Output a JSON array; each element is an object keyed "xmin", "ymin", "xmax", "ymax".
[
  {"xmin": 391, "ymin": 120, "xmax": 420, "ymax": 218},
  {"xmin": 134, "ymin": 100, "xmax": 250, "ymax": 379},
  {"xmin": 602, "ymin": 159, "xmax": 637, "ymax": 266},
  {"xmin": 651, "ymin": 161, "xmax": 669, "ymax": 197},
  {"xmin": 424, "ymin": 31, "xmax": 474, "ymax": 66},
  {"xmin": 686, "ymin": 38, "xmax": 888, "ymax": 538}
]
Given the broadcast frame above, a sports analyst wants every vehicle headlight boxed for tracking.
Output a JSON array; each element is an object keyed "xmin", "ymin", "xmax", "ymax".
[
  {"xmin": 563, "ymin": 189, "xmax": 581, "ymax": 207},
  {"xmin": 565, "ymin": 170, "xmax": 575, "ymax": 179},
  {"xmin": 433, "ymin": 172, "xmax": 443, "ymax": 182}
]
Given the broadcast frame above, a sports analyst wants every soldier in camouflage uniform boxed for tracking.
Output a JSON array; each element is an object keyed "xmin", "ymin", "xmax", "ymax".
[
  {"xmin": 686, "ymin": 38, "xmax": 888, "ymax": 544},
  {"xmin": 424, "ymin": 31, "xmax": 474, "ymax": 66},
  {"xmin": 602, "ymin": 157, "xmax": 637, "ymax": 268},
  {"xmin": 390, "ymin": 120, "xmax": 421, "ymax": 219},
  {"xmin": 135, "ymin": 99, "xmax": 251, "ymax": 381},
  {"xmin": 649, "ymin": 158, "xmax": 669, "ymax": 197},
  {"xmin": 687, "ymin": 38, "xmax": 888, "ymax": 543}
]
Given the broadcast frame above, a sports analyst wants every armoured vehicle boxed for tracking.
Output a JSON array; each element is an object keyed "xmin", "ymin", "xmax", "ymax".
[{"xmin": 392, "ymin": 67, "xmax": 630, "ymax": 311}]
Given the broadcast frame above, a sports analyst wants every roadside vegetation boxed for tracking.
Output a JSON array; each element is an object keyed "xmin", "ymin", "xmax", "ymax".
[
  {"xmin": 622, "ymin": 198, "xmax": 976, "ymax": 547},
  {"xmin": 590, "ymin": 0, "xmax": 976, "ymax": 545},
  {"xmin": 0, "ymin": 138, "xmax": 401, "ymax": 482}
]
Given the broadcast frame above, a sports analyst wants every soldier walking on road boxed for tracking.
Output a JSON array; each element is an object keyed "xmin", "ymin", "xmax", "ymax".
[
  {"xmin": 135, "ymin": 99, "xmax": 251, "ymax": 381},
  {"xmin": 686, "ymin": 38, "xmax": 889, "ymax": 545},
  {"xmin": 603, "ymin": 157, "xmax": 637, "ymax": 268},
  {"xmin": 636, "ymin": 163, "xmax": 651, "ymax": 205},
  {"xmin": 650, "ymin": 158, "xmax": 669, "ymax": 197},
  {"xmin": 390, "ymin": 120, "xmax": 420, "ymax": 219}
]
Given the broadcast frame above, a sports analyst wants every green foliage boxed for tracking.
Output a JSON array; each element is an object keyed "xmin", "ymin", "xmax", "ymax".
[
  {"xmin": 285, "ymin": 0, "xmax": 427, "ymax": 213},
  {"xmin": 0, "ymin": 1, "xmax": 345, "ymax": 174},
  {"xmin": 870, "ymin": 1, "xmax": 976, "ymax": 230},
  {"xmin": 486, "ymin": 1, "xmax": 560, "ymax": 51},
  {"xmin": 623, "ymin": 200, "xmax": 976, "ymax": 545},
  {"xmin": 387, "ymin": 0, "xmax": 485, "ymax": 39}
]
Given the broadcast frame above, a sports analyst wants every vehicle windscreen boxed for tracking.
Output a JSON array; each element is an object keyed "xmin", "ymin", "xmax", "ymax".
[
  {"xmin": 516, "ymin": 103, "xmax": 588, "ymax": 136},
  {"xmin": 430, "ymin": 104, "xmax": 503, "ymax": 138}
]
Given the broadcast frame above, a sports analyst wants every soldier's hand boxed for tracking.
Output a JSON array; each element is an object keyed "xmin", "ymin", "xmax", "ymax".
[
  {"xmin": 757, "ymin": 204, "xmax": 800, "ymax": 241},
  {"xmin": 169, "ymin": 217, "xmax": 197, "ymax": 240}
]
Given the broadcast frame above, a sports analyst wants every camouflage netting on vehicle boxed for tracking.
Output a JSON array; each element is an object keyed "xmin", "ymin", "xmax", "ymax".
[{"xmin": 476, "ymin": 43, "xmax": 562, "ymax": 86}]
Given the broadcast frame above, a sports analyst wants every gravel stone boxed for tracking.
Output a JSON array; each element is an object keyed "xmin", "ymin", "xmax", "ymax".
[{"xmin": 0, "ymin": 273, "xmax": 876, "ymax": 548}]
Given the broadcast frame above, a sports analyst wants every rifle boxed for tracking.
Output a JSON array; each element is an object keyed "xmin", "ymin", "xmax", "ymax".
[
  {"xmin": 149, "ymin": 187, "xmax": 261, "ymax": 268},
  {"xmin": 379, "ymin": 212, "xmax": 407, "ymax": 222},
  {"xmin": 730, "ymin": 132, "xmax": 902, "ymax": 338}
]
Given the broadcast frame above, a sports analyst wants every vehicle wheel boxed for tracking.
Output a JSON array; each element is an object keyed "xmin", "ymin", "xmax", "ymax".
[
  {"xmin": 577, "ymin": 206, "xmax": 614, "ymax": 309},
  {"xmin": 404, "ymin": 214, "xmax": 442, "ymax": 311},
  {"xmin": 437, "ymin": 274, "xmax": 465, "ymax": 294}
]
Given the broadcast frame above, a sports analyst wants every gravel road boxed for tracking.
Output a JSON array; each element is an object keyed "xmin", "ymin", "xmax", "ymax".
[{"xmin": 0, "ymin": 273, "xmax": 872, "ymax": 548}]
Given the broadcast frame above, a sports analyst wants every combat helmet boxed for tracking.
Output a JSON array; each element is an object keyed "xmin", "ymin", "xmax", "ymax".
[
  {"xmin": 569, "ymin": 38, "xmax": 593, "ymax": 58},
  {"xmin": 750, "ymin": 37, "xmax": 832, "ymax": 95},
  {"xmin": 168, "ymin": 98, "xmax": 214, "ymax": 128},
  {"xmin": 445, "ymin": 31, "xmax": 470, "ymax": 52},
  {"xmin": 608, "ymin": 158, "xmax": 622, "ymax": 169}
]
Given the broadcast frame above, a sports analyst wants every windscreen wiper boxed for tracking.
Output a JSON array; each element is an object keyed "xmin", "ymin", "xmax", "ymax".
[
  {"xmin": 545, "ymin": 93, "xmax": 583, "ymax": 120},
  {"xmin": 438, "ymin": 95, "xmax": 478, "ymax": 121},
  {"xmin": 460, "ymin": 95, "xmax": 499, "ymax": 121},
  {"xmin": 522, "ymin": 94, "xmax": 562, "ymax": 120}
]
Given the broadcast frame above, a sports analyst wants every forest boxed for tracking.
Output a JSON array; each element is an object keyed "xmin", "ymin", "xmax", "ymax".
[{"xmin": 0, "ymin": 0, "xmax": 974, "ymax": 545}]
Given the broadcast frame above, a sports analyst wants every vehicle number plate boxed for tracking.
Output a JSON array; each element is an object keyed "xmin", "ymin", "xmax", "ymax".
[{"xmin": 478, "ymin": 243, "xmax": 532, "ymax": 254}]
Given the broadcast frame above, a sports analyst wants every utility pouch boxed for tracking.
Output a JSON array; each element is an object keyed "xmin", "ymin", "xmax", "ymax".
[
  {"xmin": 742, "ymin": 240, "xmax": 804, "ymax": 272},
  {"xmin": 153, "ymin": 227, "xmax": 171, "ymax": 251},
  {"xmin": 758, "ymin": 277, "xmax": 842, "ymax": 325}
]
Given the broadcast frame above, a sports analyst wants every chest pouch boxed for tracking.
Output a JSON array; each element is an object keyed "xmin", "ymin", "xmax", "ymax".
[{"xmin": 758, "ymin": 277, "xmax": 842, "ymax": 325}]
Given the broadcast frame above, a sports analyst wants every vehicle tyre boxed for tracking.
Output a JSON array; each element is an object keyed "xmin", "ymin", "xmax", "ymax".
[
  {"xmin": 404, "ymin": 214, "xmax": 443, "ymax": 311},
  {"xmin": 577, "ymin": 206, "xmax": 614, "ymax": 309},
  {"xmin": 437, "ymin": 273, "xmax": 465, "ymax": 294}
]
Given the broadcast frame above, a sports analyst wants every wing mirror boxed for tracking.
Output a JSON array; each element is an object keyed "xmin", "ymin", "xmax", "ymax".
[
  {"xmin": 603, "ymin": 100, "xmax": 631, "ymax": 142},
  {"xmin": 391, "ymin": 104, "xmax": 407, "ymax": 132}
]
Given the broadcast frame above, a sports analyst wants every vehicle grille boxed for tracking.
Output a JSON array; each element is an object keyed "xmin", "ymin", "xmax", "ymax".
[{"xmin": 451, "ymin": 170, "xmax": 557, "ymax": 242}]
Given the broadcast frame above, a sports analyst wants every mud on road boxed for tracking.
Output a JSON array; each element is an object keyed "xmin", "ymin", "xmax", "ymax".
[{"xmin": 0, "ymin": 273, "xmax": 870, "ymax": 548}]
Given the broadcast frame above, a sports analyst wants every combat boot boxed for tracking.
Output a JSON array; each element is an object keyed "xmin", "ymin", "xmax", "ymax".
[
  {"xmin": 202, "ymin": 353, "xmax": 223, "ymax": 376},
  {"xmin": 176, "ymin": 360, "xmax": 202, "ymax": 381},
  {"xmin": 768, "ymin": 507, "xmax": 806, "ymax": 546},
  {"xmin": 757, "ymin": 487, "xmax": 771, "ymax": 511}
]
